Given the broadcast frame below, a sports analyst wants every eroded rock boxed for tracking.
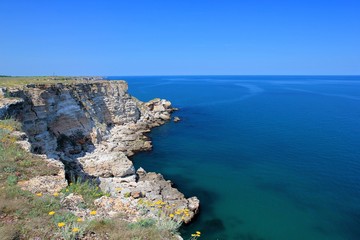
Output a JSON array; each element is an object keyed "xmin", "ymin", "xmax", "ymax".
[
  {"xmin": 1, "ymin": 80, "xmax": 199, "ymax": 225},
  {"xmin": 78, "ymin": 151, "xmax": 135, "ymax": 178}
]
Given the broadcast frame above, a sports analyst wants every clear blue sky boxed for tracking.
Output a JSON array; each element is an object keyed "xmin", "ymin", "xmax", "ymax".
[{"xmin": 1, "ymin": 0, "xmax": 359, "ymax": 75}]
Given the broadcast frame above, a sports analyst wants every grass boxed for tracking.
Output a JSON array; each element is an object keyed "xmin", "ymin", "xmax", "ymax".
[
  {"xmin": 87, "ymin": 217, "xmax": 178, "ymax": 240},
  {"xmin": 0, "ymin": 76, "xmax": 105, "ymax": 88},
  {"xmin": 0, "ymin": 118, "xmax": 59, "ymax": 183},
  {"xmin": 62, "ymin": 178, "xmax": 111, "ymax": 208},
  {"xmin": 0, "ymin": 184, "xmax": 60, "ymax": 239},
  {"xmin": 0, "ymin": 118, "xmax": 63, "ymax": 238}
]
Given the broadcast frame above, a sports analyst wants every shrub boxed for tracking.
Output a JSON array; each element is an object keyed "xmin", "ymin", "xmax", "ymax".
[
  {"xmin": 61, "ymin": 177, "xmax": 110, "ymax": 207},
  {"xmin": 129, "ymin": 218, "xmax": 156, "ymax": 228}
]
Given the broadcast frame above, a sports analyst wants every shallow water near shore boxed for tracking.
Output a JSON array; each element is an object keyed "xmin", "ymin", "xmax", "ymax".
[{"xmin": 109, "ymin": 76, "xmax": 360, "ymax": 240}]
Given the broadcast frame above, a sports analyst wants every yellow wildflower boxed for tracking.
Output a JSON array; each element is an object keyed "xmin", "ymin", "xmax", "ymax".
[
  {"xmin": 36, "ymin": 192, "xmax": 42, "ymax": 197},
  {"xmin": 196, "ymin": 231, "xmax": 201, "ymax": 235},
  {"xmin": 169, "ymin": 214, "xmax": 174, "ymax": 218},
  {"xmin": 58, "ymin": 222, "xmax": 65, "ymax": 228},
  {"xmin": 53, "ymin": 192, "xmax": 59, "ymax": 197},
  {"xmin": 77, "ymin": 218, "xmax": 84, "ymax": 222},
  {"xmin": 72, "ymin": 227, "xmax": 80, "ymax": 232},
  {"xmin": 90, "ymin": 210, "xmax": 97, "ymax": 215},
  {"xmin": 48, "ymin": 211, "xmax": 55, "ymax": 216},
  {"xmin": 65, "ymin": 189, "xmax": 69, "ymax": 192}
]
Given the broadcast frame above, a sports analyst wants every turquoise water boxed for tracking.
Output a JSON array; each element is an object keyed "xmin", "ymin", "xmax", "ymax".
[{"xmin": 109, "ymin": 76, "xmax": 360, "ymax": 240}]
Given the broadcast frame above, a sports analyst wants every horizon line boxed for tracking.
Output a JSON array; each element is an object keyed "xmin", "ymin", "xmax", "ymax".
[{"xmin": 3, "ymin": 74, "xmax": 360, "ymax": 78}]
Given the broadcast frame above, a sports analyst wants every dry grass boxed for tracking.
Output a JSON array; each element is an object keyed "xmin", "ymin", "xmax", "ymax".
[
  {"xmin": 0, "ymin": 224, "xmax": 20, "ymax": 240},
  {"xmin": 87, "ymin": 218, "xmax": 178, "ymax": 240},
  {"xmin": 0, "ymin": 185, "xmax": 58, "ymax": 239}
]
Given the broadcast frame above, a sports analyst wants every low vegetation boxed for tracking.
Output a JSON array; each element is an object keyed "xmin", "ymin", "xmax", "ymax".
[
  {"xmin": 61, "ymin": 178, "xmax": 111, "ymax": 208},
  {"xmin": 0, "ymin": 119, "xmax": 59, "ymax": 182},
  {"xmin": 0, "ymin": 76, "xmax": 105, "ymax": 88},
  {"xmin": 87, "ymin": 217, "xmax": 177, "ymax": 240}
]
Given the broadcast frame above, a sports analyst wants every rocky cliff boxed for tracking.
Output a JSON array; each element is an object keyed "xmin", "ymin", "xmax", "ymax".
[{"xmin": 0, "ymin": 80, "xmax": 199, "ymax": 224}]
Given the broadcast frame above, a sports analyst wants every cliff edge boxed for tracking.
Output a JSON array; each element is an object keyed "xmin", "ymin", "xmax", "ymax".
[{"xmin": 0, "ymin": 80, "xmax": 199, "ymax": 232}]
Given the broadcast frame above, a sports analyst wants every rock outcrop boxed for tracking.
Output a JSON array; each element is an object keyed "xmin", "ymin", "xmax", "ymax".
[
  {"xmin": 0, "ymin": 88, "xmax": 23, "ymax": 119},
  {"xmin": 1, "ymin": 80, "xmax": 199, "ymax": 224}
]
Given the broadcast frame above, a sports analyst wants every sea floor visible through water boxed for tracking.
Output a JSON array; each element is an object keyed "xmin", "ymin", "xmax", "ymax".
[{"xmin": 108, "ymin": 76, "xmax": 360, "ymax": 240}]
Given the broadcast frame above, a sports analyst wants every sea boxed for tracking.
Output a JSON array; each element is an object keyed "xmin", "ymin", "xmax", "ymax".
[{"xmin": 108, "ymin": 76, "xmax": 360, "ymax": 240}]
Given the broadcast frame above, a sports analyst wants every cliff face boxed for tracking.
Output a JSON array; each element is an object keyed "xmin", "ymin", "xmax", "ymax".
[
  {"xmin": 8, "ymin": 81, "xmax": 164, "ymax": 154},
  {"xmin": 1, "ymin": 80, "xmax": 199, "ymax": 224}
]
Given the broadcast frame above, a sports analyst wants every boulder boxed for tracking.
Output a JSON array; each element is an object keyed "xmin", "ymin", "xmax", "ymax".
[
  {"xmin": 61, "ymin": 193, "xmax": 85, "ymax": 211},
  {"xmin": 78, "ymin": 152, "xmax": 135, "ymax": 178}
]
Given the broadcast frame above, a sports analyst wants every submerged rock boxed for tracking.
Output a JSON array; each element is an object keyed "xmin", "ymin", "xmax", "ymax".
[{"xmin": 173, "ymin": 116, "xmax": 181, "ymax": 122}]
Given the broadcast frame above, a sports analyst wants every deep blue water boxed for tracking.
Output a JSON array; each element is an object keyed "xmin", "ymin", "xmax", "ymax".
[{"xmin": 108, "ymin": 76, "xmax": 360, "ymax": 240}]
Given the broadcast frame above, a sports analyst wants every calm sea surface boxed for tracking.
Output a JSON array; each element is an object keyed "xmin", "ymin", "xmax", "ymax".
[{"xmin": 108, "ymin": 76, "xmax": 360, "ymax": 240}]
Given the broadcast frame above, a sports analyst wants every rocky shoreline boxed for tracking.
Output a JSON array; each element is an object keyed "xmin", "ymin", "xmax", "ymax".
[{"xmin": 0, "ymin": 80, "xmax": 199, "ymax": 226}]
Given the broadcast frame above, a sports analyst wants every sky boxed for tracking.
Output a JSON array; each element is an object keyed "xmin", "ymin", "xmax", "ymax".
[{"xmin": 0, "ymin": 0, "xmax": 359, "ymax": 76}]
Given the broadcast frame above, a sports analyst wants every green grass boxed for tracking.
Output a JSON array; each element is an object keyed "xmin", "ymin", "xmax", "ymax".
[
  {"xmin": 0, "ymin": 118, "xmax": 63, "ymax": 238},
  {"xmin": 0, "ymin": 76, "xmax": 105, "ymax": 88},
  {"xmin": 61, "ymin": 178, "xmax": 111, "ymax": 208},
  {"xmin": 0, "ymin": 119, "xmax": 59, "ymax": 183}
]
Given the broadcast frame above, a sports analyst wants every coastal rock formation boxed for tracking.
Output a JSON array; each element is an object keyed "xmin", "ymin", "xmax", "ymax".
[
  {"xmin": 79, "ymin": 151, "xmax": 135, "ymax": 178},
  {"xmin": 97, "ymin": 168, "xmax": 199, "ymax": 224},
  {"xmin": 0, "ymin": 89, "xmax": 23, "ymax": 119},
  {"xmin": 1, "ymin": 80, "xmax": 199, "ymax": 224}
]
